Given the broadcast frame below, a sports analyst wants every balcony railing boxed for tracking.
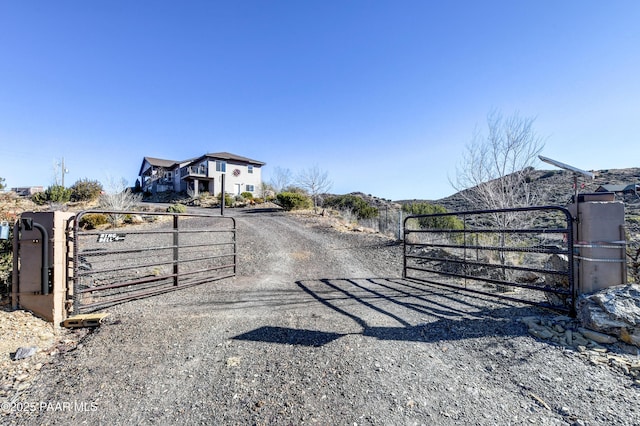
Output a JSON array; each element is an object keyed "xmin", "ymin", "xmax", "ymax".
[{"xmin": 181, "ymin": 165, "xmax": 208, "ymax": 178}]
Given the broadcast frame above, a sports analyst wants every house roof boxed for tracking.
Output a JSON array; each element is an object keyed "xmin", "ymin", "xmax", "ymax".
[
  {"xmin": 138, "ymin": 152, "xmax": 265, "ymax": 176},
  {"xmin": 200, "ymin": 152, "xmax": 266, "ymax": 166},
  {"xmin": 595, "ymin": 183, "xmax": 639, "ymax": 193},
  {"xmin": 145, "ymin": 157, "xmax": 179, "ymax": 168},
  {"xmin": 138, "ymin": 157, "xmax": 179, "ymax": 176}
]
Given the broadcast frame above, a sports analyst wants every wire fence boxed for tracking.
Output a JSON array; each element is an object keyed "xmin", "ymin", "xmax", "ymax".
[{"xmin": 336, "ymin": 206, "xmax": 405, "ymax": 240}]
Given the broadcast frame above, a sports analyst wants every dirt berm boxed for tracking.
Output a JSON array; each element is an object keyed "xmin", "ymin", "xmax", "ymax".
[{"xmin": 5, "ymin": 208, "xmax": 640, "ymax": 425}]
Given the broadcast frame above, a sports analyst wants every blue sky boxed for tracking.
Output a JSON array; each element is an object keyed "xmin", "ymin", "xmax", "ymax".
[{"xmin": 1, "ymin": 1, "xmax": 638, "ymax": 200}]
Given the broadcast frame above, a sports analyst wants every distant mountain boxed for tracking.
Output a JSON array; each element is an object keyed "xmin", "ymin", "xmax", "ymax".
[
  {"xmin": 434, "ymin": 167, "xmax": 640, "ymax": 215},
  {"xmin": 344, "ymin": 167, "xmax": 640, "ymax": 235},
  {"xmin": 332, "ymin": 167, "xmax": 640, "ymax": 227}
]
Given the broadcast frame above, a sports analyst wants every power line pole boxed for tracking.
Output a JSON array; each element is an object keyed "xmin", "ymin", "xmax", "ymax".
[{"xmin": 59, "ymin": 157, "xmax": 69, "ymax": 187}]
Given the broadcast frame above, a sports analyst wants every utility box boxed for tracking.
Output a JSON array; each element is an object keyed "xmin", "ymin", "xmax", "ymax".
[
  {"xmin": 12, "ymin": 211, "xmax": 75, "ymax": 326},
  {"xmin": 569, "ymin": 198, "xmax": 626, "ymax": 294}
]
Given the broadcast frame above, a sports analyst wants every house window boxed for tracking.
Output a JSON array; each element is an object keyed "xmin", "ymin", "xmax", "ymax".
[
  {"xmin": 248, "ymin": 165, "xmax": 253, "ymax": 174},
  {"xmin": 246, "ymin": 185, "xmax": 255, "ymax": 192},
  {"xmin": 215, "ymin": 160, "xmax": 226, "ymax": 173}
]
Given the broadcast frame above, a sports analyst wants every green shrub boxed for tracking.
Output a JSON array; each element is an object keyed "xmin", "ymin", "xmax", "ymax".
[
  {"xmin": 324, "ymin": 194, "xmax": 379, "ymax": 219},
  {"xmin": 282, "ymin": 186, "xmax": 306, "ymax": 194},
  {"xmin": 402, "ymin": 202, "xmax": 464, "ymax": 230},
  {"xmin": 48, "ymin": 185, "xmax": 72, "ymax": 203},
  {"xmin": 79, "ymin": 213, "xmax": 109, "ymax": 229},
  {"xmin": 241, "ymin": 191, "xmax": 254, "ymax": 200},
  {"xmin": 167, "ymin": 203, "xmax": 187, "ymax": 213},
  {"xmin": 71, "ymin": 179, "xmax": 103, "ymax": 202},
  {"xmin": 217, "ymin": 193, "xmax": 234, "ymax": 206},
  {"xmin": 627, "ymin": 215, "xmax": 640, "ymax": 225},
  {"xmin": 31, "ymin": 191, "xmax": 48, "ymax": 205},
  {"xmin": 276, "ymin": 192, "xmax": 312, "ymax": 211},
  {"xmin": 32, "ymin": 185, "xmax": 72, "ymax": 205}
]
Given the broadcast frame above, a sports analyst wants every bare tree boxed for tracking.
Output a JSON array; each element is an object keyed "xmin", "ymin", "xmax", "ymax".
[
  {"xmin": 100, "ymin": 176, "xmax": 142, "ymax": 225},
  {"xmin": 451, "ymin": 111, "xmax": 545, "ymax": 291},
  {"xmin": 269, "ymin": 166, "xmax": 294, "ymax": 193},
  {"xmin": 259, "ymin": 182, "xmax": 275, "ymax": 200},
  {"xmin": 297, "ymin": 165, "xmax": 333, "ymax": 212},
  {"xmin": 451, "ymin": 110, "xmax": 545, "ymax": 227}
]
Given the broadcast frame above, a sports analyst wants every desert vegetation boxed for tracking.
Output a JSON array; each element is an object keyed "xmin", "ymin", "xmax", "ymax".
[
  {"xmin": 323, "ymin": 194, "xmax": 379, "ymax": 220},
  {"xmin": 0, "ymin": 177, "xmax": 144, "ymax": 296},
  {"xmin": 276, "ymin": 192, "xmax": 313, "ymax": 211},
  {"xmin": 31, "ymin": 178, "xmax": 103, "ymax": 206}
]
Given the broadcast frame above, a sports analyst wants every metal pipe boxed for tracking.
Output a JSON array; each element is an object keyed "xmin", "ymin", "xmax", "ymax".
[
  {"xmin": 73, "ymin": 214, "xmax": 81, "ymax": 315},
  {"xmin": 621, "ymin": 225, "xmax": 628, "ymax": 285},
  {"xmin": 221, "ymin": 173, "xmax": 226, "ymax": 216},
  {"xmin": 173, "ymin": 214, "xmax": 179, "ymax": 286},
  {"xmin": 32, "ymin": 223, "xmax": 50, "ymax": 295},
  {"xmin": 12, "ymin": 220, "xmax": 19, "ymax": 309}
]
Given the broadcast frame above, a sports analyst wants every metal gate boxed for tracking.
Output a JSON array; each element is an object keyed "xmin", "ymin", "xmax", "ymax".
[
  {"xmin": 0, "ymin": 221, "xmax": 12, "ymax": 297},
  {"xmin": 70, "ymin": 210, "xmax": 236, "ymax": 313},
  {"xmin": 403, "ymin": 206, "xmax": 576, "ymax": 315}
]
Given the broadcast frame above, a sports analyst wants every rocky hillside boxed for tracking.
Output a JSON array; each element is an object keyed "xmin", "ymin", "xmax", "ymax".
[
  {"xmin": 435, "ymin": 167, "xmax": 640, "ymax": 214},
  {"xmin": 344, "ymin": 167, "xmax": 640, "ymax": 227}
]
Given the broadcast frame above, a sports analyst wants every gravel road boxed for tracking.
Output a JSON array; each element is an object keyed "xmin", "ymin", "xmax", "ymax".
[{"xmin": 5, "ymin": 208, "xmax": 640, "ymax": 425}]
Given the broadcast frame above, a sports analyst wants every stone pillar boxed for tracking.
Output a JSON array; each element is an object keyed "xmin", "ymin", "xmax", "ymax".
[{"xmin": 193, "ymin": 178, "xmax": 199, "ymax": 197}]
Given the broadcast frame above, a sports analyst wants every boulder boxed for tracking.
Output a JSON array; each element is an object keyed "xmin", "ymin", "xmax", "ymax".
[
  {"xmin": 12, "ymin": 346, "xmax": 37, "ymax": 360},
  {"xmin": 577, "ymin": 284, "xmax": 640, "ymax": 347},
  {"xmin": 544, "ymin": 254, "xmax": 570, "ymax": 306},
  {"xmin": 127, "ymin": 214, "xmax": 145, "ymax": 224},
  {"xmin": 544, "ymin": 254, "xmax": 569, "ymax": 287}
]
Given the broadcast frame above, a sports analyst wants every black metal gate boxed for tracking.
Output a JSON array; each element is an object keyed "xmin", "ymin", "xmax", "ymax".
[
  {"xmin": 403, "ymin": 206, "xmax": 576, "ymax": 315},
  {"xmin": 70, "ymin": 210, "xmax": 236, "ymax": 313}
]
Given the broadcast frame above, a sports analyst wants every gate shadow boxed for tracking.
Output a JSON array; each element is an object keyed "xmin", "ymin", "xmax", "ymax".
[{"xmin": 233, "ymin": 277, "xmax": 542, "ymax": 347}]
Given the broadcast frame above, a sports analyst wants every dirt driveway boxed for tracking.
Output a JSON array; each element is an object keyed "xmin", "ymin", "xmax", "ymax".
[{"xmin": 5, "ymin": 208, "xmax": 640, "ymax": 425}]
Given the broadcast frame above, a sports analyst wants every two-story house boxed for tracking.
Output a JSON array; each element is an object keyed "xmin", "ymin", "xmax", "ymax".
[{"xmin": 139, "ymin": 152, "xmax": 265, "ymax": 197}]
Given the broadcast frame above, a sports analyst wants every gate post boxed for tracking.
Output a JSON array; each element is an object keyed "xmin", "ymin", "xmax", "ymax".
[
  {"xmin": 173, "ymin": 214, "xmax": 179, "ymax": 286},
  {"xmin": 220, "ymin": 173, "xmax": 226, "ymax": 216},
  {"xmin": 570, "ymin": 193, "xmax": 626, "ymax": 294},
  {"xmin": 13, "ymin": 211, "xmax": 75, "ymax": 326},
  {"xmin": 11, "ymin": 219, "xmax": 19, "ymax": 310}
]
